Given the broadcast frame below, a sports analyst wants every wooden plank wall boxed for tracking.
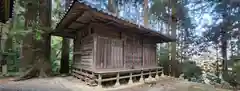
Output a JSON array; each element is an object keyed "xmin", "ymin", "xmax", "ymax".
[
  {"xmin": 124, "ymin": 36, "xmax": 143, "ymax": 69},
  {"xmin": 143, "ymin": 41, "xmax": 157, "ymax": 67},
  {"xmin": 73, "ymin": 28, "xmax": 94, "ymax": 69},
  {"xmin": 93, "ymin": 24, "xmax": 157, "ymax": 70},
  {"xmin": 96, "ymin": 36, "xmax": 124, "ymax": 69}
]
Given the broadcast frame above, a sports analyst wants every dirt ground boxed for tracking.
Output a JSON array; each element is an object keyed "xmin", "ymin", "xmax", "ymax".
[
  {"xmin": 0, "ymin": 76, "xmax": 234, "ymax": 91},
  {"xmin": 112, "ymin": 77, "xmax": 232, "ymax": 91}
]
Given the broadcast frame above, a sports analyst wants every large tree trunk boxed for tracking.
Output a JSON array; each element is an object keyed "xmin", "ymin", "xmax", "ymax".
[
  {"xmin": 36, "ymin": 0, "xmax": 52, "ymax": 77},
  {"xmin": 108, "ymin": 0, "xmax": 116, "ymax": 15},
  {"xmin": 19, "ymin": 1, "xmax": 36, "ymax": 74},
  {"xmin": 221, "ymin": 2, "xmax": 229, "ymax": 81},
  {"xmin": 17, "ymin": 0, "xmax": 52, "ymax": 80},
  {"xmin": 238, "ymin": 39, "xmax": 240, "ymax": 55},
  {"xmin": 170, "ymin": 0, "xmax": 178, "ymax": 77},
  {"xmin": 221, "ymin": 30, "xmax": 228, "ymax": 77},
  {"xmin": 143, "ymin": 0, "xmax": 148, "ymax": 26},
  {"xmin": 216, "ymin": 45, "xmax": 220, "ymax": 77}
]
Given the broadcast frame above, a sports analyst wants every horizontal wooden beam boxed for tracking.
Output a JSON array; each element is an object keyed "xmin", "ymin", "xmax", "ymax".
[{"xmin": 51, "ymin": 31, "xmax": 75, "ymax": 38}]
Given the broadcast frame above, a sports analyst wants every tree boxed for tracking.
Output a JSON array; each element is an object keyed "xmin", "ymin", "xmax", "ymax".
[
  {"xmin": 190, "ymin": 1, "xmax": 240, "ymax": 86},
  {"xmin": 143, "ymin": 0, "xmax": 148, "ymax": 26},
  {"xmin": 16, "ymin": 0, "xmax": 52, "ymax": 80},
  {"xmin": 150, "ymin": 0, "xmax": 189, "ymax": 77},
  {"xmin": 19, "ymin": 0, "xmax": 38, "ymax": 76}
]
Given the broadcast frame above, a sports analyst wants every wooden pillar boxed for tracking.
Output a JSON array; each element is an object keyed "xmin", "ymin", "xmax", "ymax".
[
  {"xmin": 1, "ymin": 54, "xmax": 7, "ymax": 75},
  {"xmin": 115, "ymin": 72, "xmax": 120, "ymax": 87},
  {"xmin": 139, "ymin": 70, "xmax": 144, "ymax": 82},
  {"xmin": 148, "ymin": 70, "xmax": 152, "ymax": 79},
  {"xmin": 161, "ymin": 67, "xmax": 165, "ymax": 77},
  {"xmin": 97, "ymin": 74, "xmax": 102, "ymax": 88},
  {"xmin": 128, "ymin": 72, "xmax": 133, "ymax": 84},
  {"xmin": 60, "ymin": 37, "xmax": 70, "ymax": 74},
  {"xmin": 155, "ymin": 69, "xmax": 159, "ymax": 80}
]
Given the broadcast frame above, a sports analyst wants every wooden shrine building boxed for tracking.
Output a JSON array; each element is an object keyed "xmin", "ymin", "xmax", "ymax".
[{"xmin": 53, "ymin": 0, "xmax": 175, "ymax": 87}]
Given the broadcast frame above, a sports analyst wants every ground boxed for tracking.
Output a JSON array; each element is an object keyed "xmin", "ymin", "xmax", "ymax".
[{"xmin": 0, "ymin": 76, "xmax": 234, "ymax": 91}]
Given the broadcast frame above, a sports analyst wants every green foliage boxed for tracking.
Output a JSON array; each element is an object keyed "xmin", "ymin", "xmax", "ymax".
[
  {"xmin": 182, "ymin": 61, "xmax": 203, "ymax": 81},
  {"xmin": 35, "ymin": 29, "xmax": 42, "ymax": 40},
  {"xmin": 51, "ymin": 36, "xmax": 62, "ymax": 73},
  {"xmin": 206, "ymin": 73, "xmax": 221, "ymax": 84},
  {"xmin": 157, "ymin": 45, "xmax": 169, "ymax": 66},
  {"xmin": 232, "ymin": 61, "xmax": 240, "ymax": 83}
]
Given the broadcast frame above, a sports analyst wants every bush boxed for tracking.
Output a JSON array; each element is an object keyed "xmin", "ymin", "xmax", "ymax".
[{"xmin": 182, "ymin": 61, "xmax": 203, "ymax": 82}]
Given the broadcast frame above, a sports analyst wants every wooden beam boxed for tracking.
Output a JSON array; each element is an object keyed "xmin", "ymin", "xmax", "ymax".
[
  {"xmin": 51, "ymin": 32, "xmax": 75, "ymax": 38},
  {"xmin": 74, "ymin": 21, "xmax": 90, "ymax": 25}
]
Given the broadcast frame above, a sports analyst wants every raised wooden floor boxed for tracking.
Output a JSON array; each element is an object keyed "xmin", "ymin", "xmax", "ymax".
[{"xmin": 71, "ymin": 67, "xmax": 163, "ymax": 87}]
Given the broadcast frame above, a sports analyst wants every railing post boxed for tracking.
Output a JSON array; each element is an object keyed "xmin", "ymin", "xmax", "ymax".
[
  {"xmin": 139, "ymin": 70, "xmax": 144, "ymax": 83},
  {"xmin": 148, "ymin": 70, "xmax": 153, "ymax": 80},
  {"xmin": 155, "ymin": 69, "xmax": 159, "ymax": 80},
  {"xmin": 128, "ymin": 72, "xmax": 133, "ymax": 84},
  {"xmin": 115, "ymin": 72, "xmax": 120, "ymax": 87},
  {"xmin": 97, "ymin": 74, "xmax": 102, "ymax": 88},
  {"xmin": 161, "ymin": 68, "xmax": 165, "ymax": 77}
]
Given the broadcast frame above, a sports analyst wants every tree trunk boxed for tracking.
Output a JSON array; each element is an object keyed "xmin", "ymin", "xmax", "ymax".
[
  {"xmin": 36, "ymin": 0, "xmax": 52, "ymax": 77},
  {"xmin": 221, "ymin": 3, "xmax": 229, "ymax": 80},
  {"xmin": 0, "ymin": 23, "xmax": 3, "ymax": 52},
  {"xmin": 108, "ymin": 0, "xmax": 116, "ymax": 14},
  {"xmin": 238, "ymin": 39, "xmax": 240, "ymax": 55},
  {"xmin": 143, "ymin": 0, "xmax": 148, "ymax": 27},
  {"xmin": 19, "ymin": 1, "xmax": 36, "ymax": 74},
  {"xmin": 216, "ymin": 45, "xmax": 220, "ymax": 77},
  {"xmin": 221, "ymin": 30, "xmax": 228, "ymax": 76},
  {"xmin": 16, "ymin": 0, "xmax": 52, "ymax": 80},
  {"xmin": 170, "ymin": 0, "xmax": 177, "ymax": 77},
  {"xmin": 60, "ymin": 38, "xmax": 70, "ymax": 74}
]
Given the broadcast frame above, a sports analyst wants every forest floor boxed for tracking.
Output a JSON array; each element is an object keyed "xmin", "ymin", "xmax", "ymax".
[{"xmin": 0, "ymin": 76, "xmax": 234, "ymax": 91}]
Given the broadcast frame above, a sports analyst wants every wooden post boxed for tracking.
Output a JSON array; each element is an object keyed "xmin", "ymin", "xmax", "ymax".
[
  {"xmin": 1, "ymin": 54, "xmax": 7, "ymax": 75},
  {"xmin": 139, "ymin": 70, "xmax": 144, "ymax": 83},
  {"xmin": 93, "ymin": 34, "xmax": 97, "ymax": 70},
  {"xmin": 155, "ymin": 69, "xmax": 159, "ymax": 80},
  {"xmin": 148, "ymin": 70, "xmax": 152, "ymax": 80},
  {"xmin": 97, "ymin": 74, "xmax": 102, "ymax": 88},
  {"xmin": 128, "ymin": 72, "xmax": 133, "ymax": 84},
  {"xmin": 161, "ymin": 68, "xmax": 165, "ymax": 77},
  {"xmin": 115, "ymin": 72, "xmax": 120, "ymax": 87}
]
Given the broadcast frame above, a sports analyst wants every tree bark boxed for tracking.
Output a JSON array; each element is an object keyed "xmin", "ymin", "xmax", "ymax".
[
  {"xmin": 143, "ymin": 0, "xmax": 148, "ymax": 27},
  {"xmin": 16, "ymin": 0, "xmax": 52, "ymax": 80},
  {"xmin": 19, "ymin": 1, "xmax": 36, "ymax": 74},
  {"xmin": 221, "ymin": 2, "xmax": 229, "ymax": 80},
  {"xmin": 221, "ymin": 30, "xmax": 228, "ymax": 76},
  {"xmin": 36, "ymin": 0, "xmax": 52, "ymax": 77},
  {"xmin": 170, "ymin": 0, "xmax": 178, "ymax": 77},
  {"xmin": 108, "ymin": 0, "xmax": 116, "ymax": 14}
]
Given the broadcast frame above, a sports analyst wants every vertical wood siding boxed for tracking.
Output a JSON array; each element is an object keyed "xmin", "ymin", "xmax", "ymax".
[
  {"xmin": 124, "ymin": 37, "xmax": 143, "ymax": 69},
  {"xmin": 72, "ymin": 24, "xmax": 158, "ymax": 71},
  {"xmin": 96, "ymin": 36, "xmax": 123, "ymax": 69},
  {"xmin": 143, "ymin": 43, "xmax": 157, "ymax": 67}
]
